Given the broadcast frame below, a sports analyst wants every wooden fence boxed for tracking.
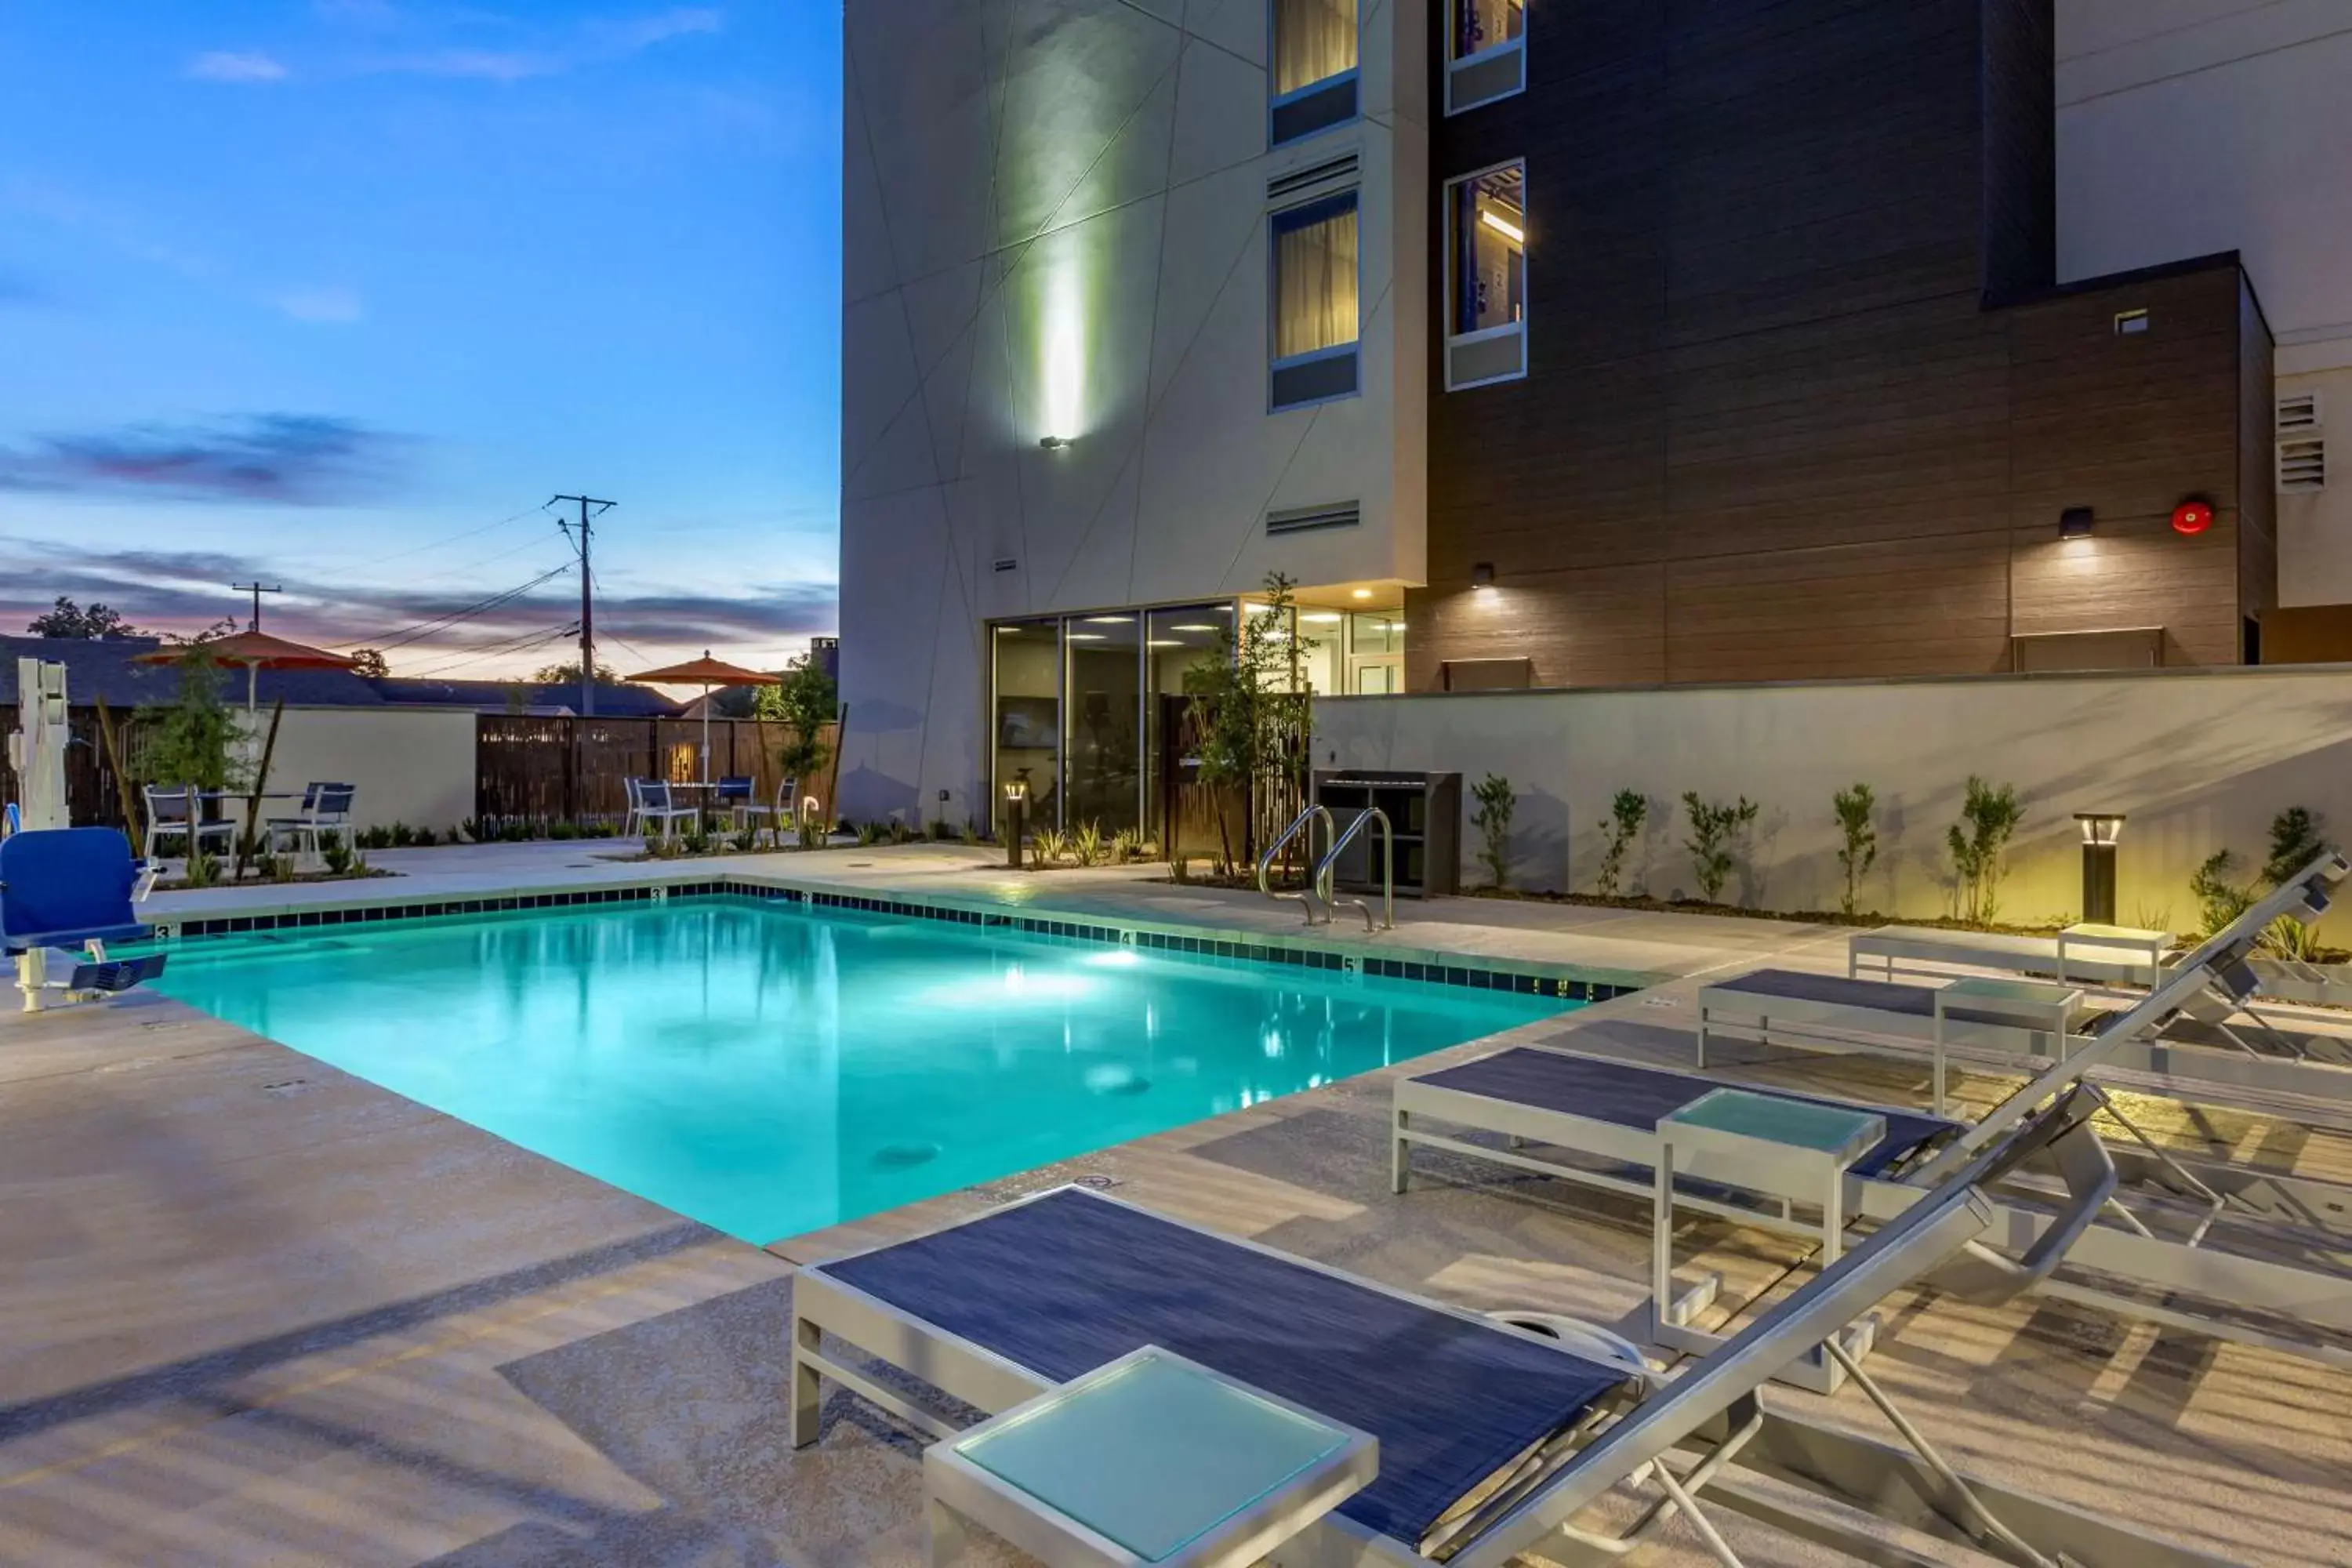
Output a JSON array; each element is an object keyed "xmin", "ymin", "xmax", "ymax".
[
  {"xmin": 0, "ymin": 705, "xmax": 152, "ymax": 831},
  {"xmin": 474, "ymin": 715, "xmax": 839, "ymax": 830}
]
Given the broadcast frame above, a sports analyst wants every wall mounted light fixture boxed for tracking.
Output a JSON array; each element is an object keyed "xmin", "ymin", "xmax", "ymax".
[
  {"xmin": 1038, "ymin": 435, "xmax": 1074, "ymax": 452},
  {"xmin": 1472, "ymin": 562, "xmax": 1497, "ymax": 588},
  {"xmin": 2058, "ymin": 506, "xmax": 2095, "ymax": 540}
]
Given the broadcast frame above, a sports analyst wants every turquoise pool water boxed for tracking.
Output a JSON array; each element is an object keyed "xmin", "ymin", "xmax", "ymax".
[{"xmin": 152, "ymin": 898, "xmax": 1572, "ymax": 1242}]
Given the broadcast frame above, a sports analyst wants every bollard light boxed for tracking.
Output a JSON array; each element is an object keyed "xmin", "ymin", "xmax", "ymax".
[
  {"xmin": 2075, "ymin": 812, "xmax": 2125, "ymax": 924},
  {"xmin": 1004, "ymin": 771, "xmax": 1031, "ymax": 870}
]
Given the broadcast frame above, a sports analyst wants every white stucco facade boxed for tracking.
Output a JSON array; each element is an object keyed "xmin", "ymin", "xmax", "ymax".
[
  {"xmin": 2056, "ymin": 0, "xmax": 2352, "ymax": 605},
  {"xmin": 836, "ymin": 0, "xmax": 1429, "ymax": 827}
]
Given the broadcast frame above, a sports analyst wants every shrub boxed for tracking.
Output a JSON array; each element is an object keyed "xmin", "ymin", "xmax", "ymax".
[
  {"xmin": 2190, "ymin": 849, "xmax": 2256, "ymax": 938},
  {"xmin": 183, "ymin": 849, "xmax": 222, "ymax": 888},
  {"xmin": 1595, "ymin": 789, "xmax": 1647, "ymax": 898},
  {"xmin": 797, "ymin": 819, "xmax": 826, "ymax": 849},
  {"xmin": 1471, "ymin": 774, "xmax": 1515, "ymax": 890},
  {"xmin": 550, "ymin": 822, "xmax": 580, "ymax": 840},
  {"xmin": 1073, "ymin": 821, "xmax": 1106, "ymax": 868},
  {"xmin": 412, "ymin": 828, "xmax": 438, "ymax": 848},
  {"xmin": 2196, "ymin": 808, "xmax": 2335, "ymax": 956},
  {"xmin": 960, "ymin": 820, "xmax": 981, "ymax": 848},
  {"xmin": 1682, "ymin": 792, "xmax": 1759, "ymax": 905},
  {"xmin": 1833, "ymin": 782, "xmax": 1878, "ymax": 916},
  {"xmin": 267, "ymin": 852, "xmax": 297, "ymax": 884},
  {"xmin": 855, "ymin": 821, "xmax": 881, "ymax": 847},
  {"xmin": 1111, "ymin": 826, "xmax": 1144, "ymax": 864},
  {"xmin": 1947, "ymin": 776, "xmax": 2024, "ymax": 925},
  {"xmin": 1033, "ymin": 827, "xmax": 1070, "ymax": 866},
  {"xmin": 319, "ymin": 831, "xmax": 354, "ymax": 877}
]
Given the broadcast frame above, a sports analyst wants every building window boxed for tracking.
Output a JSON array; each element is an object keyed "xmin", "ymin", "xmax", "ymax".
[
  {"xmin": 1270, "ymin": 0, "xmax": 1358, "ymax": 146},
  {"xmin": 1444, "ymin": 162, "xmax": 1526, "ymax": 390},
  {"xmin": 1270, "ymin": 193, "xmax": 1360, "ymax": 410},
  {"xmin": 1447, "ymin": 1, "xmax": 1526, "ymax": 114}
]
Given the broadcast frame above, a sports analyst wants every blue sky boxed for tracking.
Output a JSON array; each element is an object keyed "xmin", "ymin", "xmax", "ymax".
[{"xmin": 0, "ymin": 1, "xmax": 840, "ymax": 678}]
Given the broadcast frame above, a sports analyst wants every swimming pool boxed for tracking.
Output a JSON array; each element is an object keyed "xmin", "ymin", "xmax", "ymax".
[{"xmin": 151, "ymin": 898, "xmax": 1575, "ymax": 1242}]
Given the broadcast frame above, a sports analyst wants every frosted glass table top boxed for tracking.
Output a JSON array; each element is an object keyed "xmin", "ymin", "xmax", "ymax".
[
  {"xmin": 950, "ymin": 1350, "xmax": 1358, "ymax": 1561},
  {"xmin": 1938, "ymin": 975, "xmax": 2082, "ymax": 1006},
  {"xmin": 1664, "ymin": 1087, "xmax": 1884, "ymax": 1159}
]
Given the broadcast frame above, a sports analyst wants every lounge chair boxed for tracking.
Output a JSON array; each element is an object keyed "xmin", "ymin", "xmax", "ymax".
[
  {"xmin": 793, "ymin": 1093, "xmax": 2209, "ymax": 1566},
  {"xmin": 2, "ymin": 828, "xmax": 169, "ymax": 1013},
  {"xmin": 1396, "ymin": 853, "xmax": 2352, "ymax": 1363},
  {"xmin": 1697, "ymin": 855, "xmax": 2352, "ymax": 1116}
]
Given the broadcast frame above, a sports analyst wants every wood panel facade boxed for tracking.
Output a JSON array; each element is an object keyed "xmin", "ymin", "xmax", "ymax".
[{"xmin": 1413, "ymin": 0, "xmax": 2270, "ymax": 690}]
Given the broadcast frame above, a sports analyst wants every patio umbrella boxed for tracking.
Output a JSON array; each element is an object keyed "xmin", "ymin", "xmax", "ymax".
[
  {"xmin": 135, "ymin": 630, "xmax": 359, "ymax": 714},
  {"xmin": 625, "ymin": 651, "xmax": 782, "ymax": 784}
]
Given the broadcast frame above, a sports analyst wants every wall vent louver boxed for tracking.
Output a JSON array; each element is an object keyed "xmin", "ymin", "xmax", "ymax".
[
  {"xmin": 992, "ymin": 557, "xmax": 1019, "ymax": 573},
  {"xmin": 2277, "ymin": 391, "xmax": 2321, "ymax": 434},
  {"xmin": 1266, "ymin": 152, "xmax": 1359, "ymax": 203},
  {"xmin": 1265, "ymin": 500, "xmax": 1362, "ymax": 536},
  {"xmin": 2279, "ymin": 437, "xmax": 2327, "ymax": 493}
]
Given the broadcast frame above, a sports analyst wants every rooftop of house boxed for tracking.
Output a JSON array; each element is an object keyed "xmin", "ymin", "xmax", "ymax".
[{"xmin": 0, "ymin": 636, "xmax": 685, "ymax": 717}]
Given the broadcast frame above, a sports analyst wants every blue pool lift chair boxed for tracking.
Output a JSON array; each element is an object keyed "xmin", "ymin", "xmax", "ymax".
[{"xmin": 1, "ymin": 827, "xmax": 169, "ymax": 1013}]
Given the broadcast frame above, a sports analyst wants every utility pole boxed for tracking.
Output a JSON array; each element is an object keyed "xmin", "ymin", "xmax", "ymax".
[
  {"xmin": 550, "ymin": 495, "xmax": 615, "ymax": 717},
  {"xmin": 230, "ymin": 582, "xmax": 281, "ymax": 632}
]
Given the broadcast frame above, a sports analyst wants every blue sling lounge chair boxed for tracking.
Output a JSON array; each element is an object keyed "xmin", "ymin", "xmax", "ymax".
[
  {"xmin": 2, "ymin": 828, "xmax": 169, "ymax": 1012},
  {"xmin": 790, "ymin": 1092, "xmax": 2209, "ymax": 1566}
]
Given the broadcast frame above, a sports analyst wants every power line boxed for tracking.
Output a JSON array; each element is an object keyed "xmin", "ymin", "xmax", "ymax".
[
  {"xmin": 342, "ymin": 563, "xmax": 572, "ymax": 654},
  {"xmin": 348, "ymin": 502, "xmax": 554, "ymax": 575},
  {"xmin": 401, "ymin": 622, "xmax": 580, "ymax": 680}
]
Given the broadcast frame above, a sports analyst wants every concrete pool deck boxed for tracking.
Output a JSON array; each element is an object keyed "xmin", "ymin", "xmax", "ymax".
[{"xmin": 3, "ymin": 841, "xmax": 2349, "ymax": 1563}]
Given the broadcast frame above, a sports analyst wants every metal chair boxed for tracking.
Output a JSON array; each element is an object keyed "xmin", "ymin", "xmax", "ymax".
[
  {"xmin": 716, "ymin": 775, "xmax": 761, "ymax": 834},
  {"xmin": 636, "ymin": 779, "xmax": 699, "ymax": 840},
  {"xmin": 267, "ymin": 782, "xmax": 355, "ymax": 861},
  {"xmin": 141, "ymin": 785, "xmax": 235, "ymax": 864}
]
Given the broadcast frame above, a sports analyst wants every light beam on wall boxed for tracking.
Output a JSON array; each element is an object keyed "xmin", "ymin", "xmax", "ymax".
[{"xmin": 1043, "ymin": 287, "xmax": 1085, "ymax": 447}]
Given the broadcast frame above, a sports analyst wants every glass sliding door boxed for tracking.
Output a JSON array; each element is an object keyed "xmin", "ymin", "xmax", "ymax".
[
  {"xmin": 991, "ymin": 619, "xmax": 1060, "ymax": 834},
  {"xmin": 1063, "ymin": 612, "xmax": 1142, "ymax": 836}
]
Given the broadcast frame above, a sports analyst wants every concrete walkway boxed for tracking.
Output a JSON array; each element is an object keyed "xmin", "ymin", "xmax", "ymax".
[{"xmin": 0, "ymin": 841, "xmax": 2343, "ymax": 1563}]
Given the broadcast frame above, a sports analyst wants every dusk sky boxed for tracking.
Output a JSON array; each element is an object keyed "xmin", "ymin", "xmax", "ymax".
[{"xmin": 0, "ymin": 2, "xmax": 840, "ymax": 679}]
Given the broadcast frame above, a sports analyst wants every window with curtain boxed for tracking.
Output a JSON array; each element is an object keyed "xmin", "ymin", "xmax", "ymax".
[
  {"xmin": 1272, "ymin": 194, "xmax": 1359, "ymax": 361},
  {"xmin": 1272, "ymin": 0, "xmax": 1358, "ymax": 97},
  {"xmin": 1451, "ymin": 165, "xmax": 1525, "ymax": 337}
]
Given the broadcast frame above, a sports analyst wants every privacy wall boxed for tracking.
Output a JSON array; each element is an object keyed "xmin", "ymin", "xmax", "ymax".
[{"xmin": 1316, "ymin": 666, "xmax": 2352, "ymax": 934}]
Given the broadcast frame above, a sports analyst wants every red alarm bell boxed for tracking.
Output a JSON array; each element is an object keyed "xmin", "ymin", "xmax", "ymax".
[{"xmin": 2172, "ymin": 499, "xmax": 2213, "ymax": 536}]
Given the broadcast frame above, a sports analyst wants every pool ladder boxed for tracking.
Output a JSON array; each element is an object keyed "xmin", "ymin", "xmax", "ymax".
[{"xmin": 1258, "ymin": 804, "xmax": 1395, "ymax": 932}]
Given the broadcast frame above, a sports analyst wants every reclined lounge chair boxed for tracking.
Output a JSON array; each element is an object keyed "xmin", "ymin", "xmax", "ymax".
[
  {"xmin": 2, "ymin": 828, "xmax": 169, "ymax": 1013},
  {"xmin": 793, "ymin": 1092, "xmax": 2216, "ymax": 1566},
  {"xmin": 1395, "ymin": 855, "xmax": 2352, "ymax": 1364},
  {"xmin": 1695, "ymin": 853, "xmax": 2352, "ymax": 1116}
]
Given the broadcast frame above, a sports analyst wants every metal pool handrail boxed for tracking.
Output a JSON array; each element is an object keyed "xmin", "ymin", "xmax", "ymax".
[
  {"xmin": 1315, "ymin": 805, "xmax": 1394, "ymax": 933},
  {"xmin": 1258, "ymin": 804, "xmax": 1334, "ymax": 925}
]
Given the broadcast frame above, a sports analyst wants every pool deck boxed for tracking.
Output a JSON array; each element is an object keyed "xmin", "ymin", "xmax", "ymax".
[{"xmin": 4, "ymin": 841, "xmax": 2350, "ymax": 1564}]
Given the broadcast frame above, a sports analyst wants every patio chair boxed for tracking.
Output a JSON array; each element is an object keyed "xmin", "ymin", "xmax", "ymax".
[
  {"xmin": 715, "ymin": 775, "xmax": 762, "ymax": 833},
  {"xmin": 1393, "ymin": 850, "xmax": 2352, "ymax": 1364},
  {"xmin": 620, "ymin": 777, "xmax": 646, "ymax": 839},
  {"xmin": 265, "ymin": 782, "xmax": 355, "ymax": 861},
  {"xmin": 791, "ymin": 1093, "xmax": 2193, "ymax": 1567},
  {"xmin": 636, "ymin": 779, "xmax": 698, "ymax": 840},
  {"xmin": 2, "ymin": 828, "xmax": 169, "ymax": 1012},
  {"xmin": 140, "ymin": 784, "xmax": 235, "ymax": 864}
]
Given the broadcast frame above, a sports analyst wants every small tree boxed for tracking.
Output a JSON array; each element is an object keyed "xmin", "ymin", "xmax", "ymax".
[
  {"xmin": 1595, "ymin": 789, "xmax": 1647, "ymax": 898},
  {"xmin": 2190, "ymin": 849, "xmax": 2257, "ymax": 938},
  {"xmin": 349, "ymin": 648, "xmax": 390, "ymax": 678},
  {"xmin": 1947, "ymin": 775, "xmax": 2024, "ymax": 926},
  {"xmin": 138, "ymin": 648, "xmax": 246, "ymax": 796},
  {"xmin": 1470, "ymin": 773, "xmax": 1515, "ymax": 890},
  {"xmin": 1682, "ymin": 792, "xmax": 1759, "ymax": 904},
  {"xmin": 756, "ymin": 655, "xmax": 839, "ymax": 794},
  {"xmin": 2263, "ymin": 807, "xmax": 2328, "ymax": 889},
  {"xmin": 532, "ymin": 658, "xmax": 619, "ymax": 684},
  {"xmin": 1183, "ymin": 573, "xmax": 1313, "ymax": 877},
  {"xmin": 1833, "ymin": 782, "xmax": 1878, "ymax": 916}
]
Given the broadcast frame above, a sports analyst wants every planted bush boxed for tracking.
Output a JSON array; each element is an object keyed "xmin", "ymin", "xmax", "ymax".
[
  {"xmin": 1682, "ymin": 792, "xmax": 1759, "ymax": 905},
  {"xmin": 1833, "ymin": 782, "xmax": 1878, "ymax": 916},
  {"xmin": 1471, "ymin": 774, "xmax": 1515, "ymax": 890},
  {"xmin": 1947, "ymin": 776, "xmax": 2023, "ymax": 926},
  {"xmin": 1595, "ymin": 789, "xmax": 1647, "ymax": 898}
]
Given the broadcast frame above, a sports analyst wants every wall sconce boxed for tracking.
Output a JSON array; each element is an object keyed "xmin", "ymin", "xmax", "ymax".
[
  {"xmin": 1004, "ymin": 770, "xmax": 1031, "ymax": 869},
  {"xmin": 2058, "ymin": 507, "xmax": 2095, "ymax": 540},
  {"xmin": 1472, "ymin": 562, "xmax": 1497, "ymax": 589},
  {"xmin": 1038, "ymin": 435, "xmax": 1074, "ymax": 452},
  {"xmin": 2075, "ymin": 811, "xmax": 2125, "ymax": 924}
]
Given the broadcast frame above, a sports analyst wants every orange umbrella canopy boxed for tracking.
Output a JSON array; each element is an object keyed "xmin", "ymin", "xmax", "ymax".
[
  {"xmin": 625, "ymin": 651, "xmax": 781, "ymax": 687},
  {"xmin": 134, "ymin": 630, "xmax": 358, "ymax": 670}
]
